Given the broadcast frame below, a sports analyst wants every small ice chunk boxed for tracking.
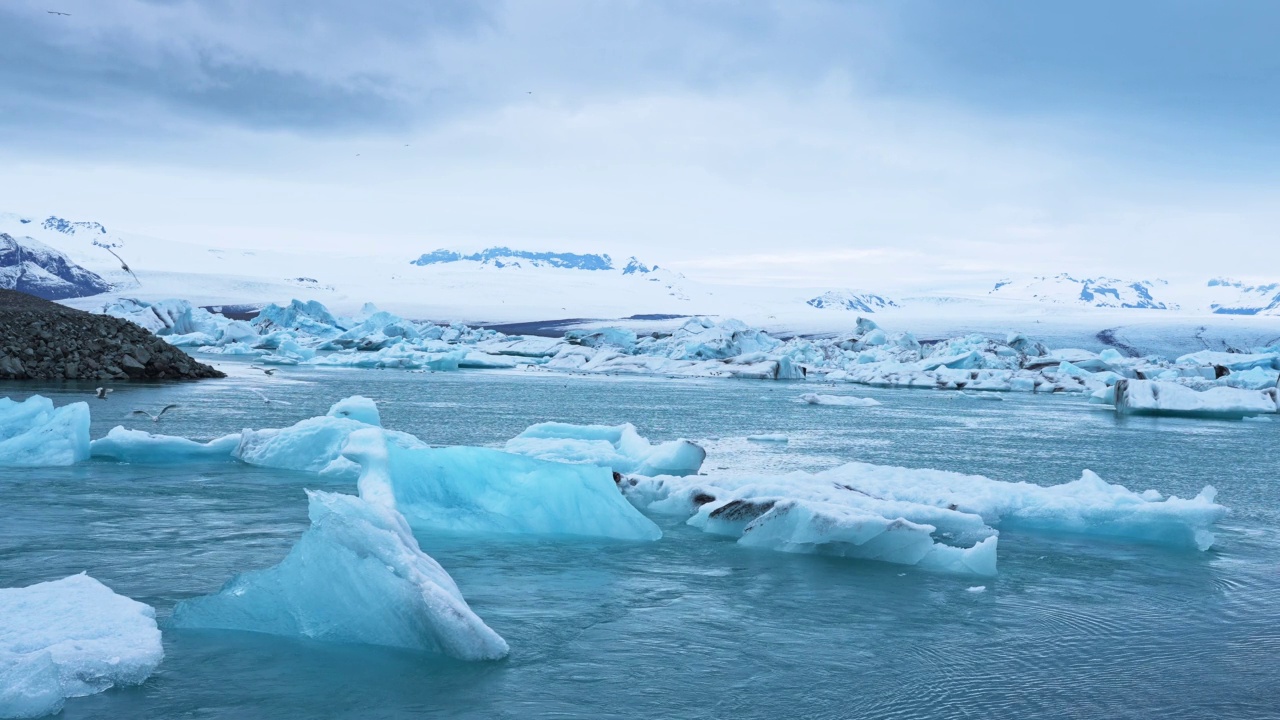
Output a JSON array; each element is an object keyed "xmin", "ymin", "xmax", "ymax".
[
  {"xmin": 0, "ymin": 574, "xmax": 163, "ymax": 719},
  {"xmin": 799, "ymin": 393, "xmax": 881, "ymax": 407},
  {"xmin": 967, "ymin": 585, "xmax": 987, "ymax": 593},
  {"xmin": 746, "ymin": 434, "xmax": 789, "ymax": 443},
  {"xmin": 172, "ymin": 491, "xmax": 508, "ymax": 661}
]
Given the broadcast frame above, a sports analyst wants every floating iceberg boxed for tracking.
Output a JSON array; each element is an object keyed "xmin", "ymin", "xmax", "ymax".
[
  {"xmin": 798, "ymin": 393, "xmax": 881, "ymax": 407},
  {"xmin": 0, "ymin": 574, "xmax": 162, "ymax": 719},
  {"xmin": 0, "ymin": 396, "xmax": 90, "ymax": 467},
  {"xmin": 623, "ymin": 461, "xmax": 1225, "ymax": 574},
  {"xmin": 90, "ymin": 427, "xmax": 240, "ymax": 463},
  {"xmin": 344, "ymin": 429, "xmax": 662, "ymax": 541},
  {"xmin": 504, "ymin": 422, "xmax": 705, "ymax": 476},
  {"xmin": 234, "ymin": 396, "xmax": 424, "ymax": 477},
  {"xmin": 1114, "ymin": 379, "xmax": 1278, "ymax": 419},
  {"xmin": 172, "ymin": 491, "xmax": 508, "ymax": 661}
]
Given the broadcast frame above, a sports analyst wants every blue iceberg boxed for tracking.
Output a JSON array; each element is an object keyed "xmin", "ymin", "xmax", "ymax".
[
  {"xmin": 345, "ymin": 429, "xmax": 662, "ymax": 541},
  {"xmin": 0, "ymin": 396, "xmax": 90, "ymax": 467},
  {"xmin": 172, "ymin": 491, "xmax": 509, "ymax": 661},
  {"xmin": 504, "ymin": 422, "xmax": 705, "ymax": 477}
]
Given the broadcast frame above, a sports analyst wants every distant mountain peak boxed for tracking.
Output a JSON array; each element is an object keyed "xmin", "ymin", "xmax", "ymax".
[
  {"xmin": 0, "ymin": 233, "xmax": 114, "ymax": 300},
  {"xmin": 990, "ymin": 274, "xmax": 1176, "ymax": 310},
  {"xmin": 806, "ymin": 289, "xmax": 898, "ymax": 312},
  {"xmin": 1205, "ymin": 277, "xmax": 1280, "ymax": 315},
  {"xmin": 410, "ymin": 247, "xmax": 656, "ymax": 273},
  {"xmin": 42, "ymin": 216, "xmax": 107, "ymax": 236}
]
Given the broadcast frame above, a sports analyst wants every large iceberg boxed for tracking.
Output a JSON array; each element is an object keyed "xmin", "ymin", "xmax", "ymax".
[
  {"xmin": 172, "ymin": 491, "xmax": 509, "ymax": 661},
  {"xmin": 1114, "ymin": 379, "xmax": 1277, "ymax": 419},
  {"xmin": 345, "ymin": 429, "xmax": 662, "ymax": 541},
  {"xmin": 623, "ymin": 461, "xmax": 1225, "ymax": 574},
  {"xmin": 0, "ymin": 574, "xmax": 163, "ymax": 719},
  {"xmin": 504, "ymin": 422, "xmax": 706, "ymax": 476},
  {"xmin": 0, "ymin": 396, "xmax": 90, "ymax": 467},
  {"xmin": 234, "ymin": 396, "xmax": 424, "ymax": 477}
]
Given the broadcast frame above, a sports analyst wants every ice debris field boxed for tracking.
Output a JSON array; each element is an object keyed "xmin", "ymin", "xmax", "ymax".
[{"xmin": 102, "ymin": 298, "xmax": 1280, "ymax": 419}]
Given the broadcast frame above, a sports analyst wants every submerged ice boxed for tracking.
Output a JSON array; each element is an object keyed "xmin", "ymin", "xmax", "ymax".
[
  {"xmin": 0, "ymin": 574, "xmax": 162, "ymax": 719},
  {"xmin": 172, "ymin": 490, "xmax": 509, "ymax": 661}
]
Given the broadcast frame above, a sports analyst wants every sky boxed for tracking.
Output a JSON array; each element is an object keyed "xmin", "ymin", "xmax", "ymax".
[{"xmin": 2, "ymin": 0, "xmax": 1278, "ymax": 291}]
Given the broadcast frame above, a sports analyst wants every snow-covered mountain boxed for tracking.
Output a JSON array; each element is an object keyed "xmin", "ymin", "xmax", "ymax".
[
  {"xmin": 410, "ymin": 247, "xmax": 659, "ymax": 274},
  {"xmin": 1203, "ymin": 278, "xmax": 1280, "ymax": 316},
  {"xmin": 0, "ymin": 233, "xmax": 113, "ymax": 300},
  {"xmin": 988, "ymin": 274, "xmax": 1176, "ymax": 310},
  {"xmin": 805, "ymin": 290, "xmax": 898, "ymax": 312}
]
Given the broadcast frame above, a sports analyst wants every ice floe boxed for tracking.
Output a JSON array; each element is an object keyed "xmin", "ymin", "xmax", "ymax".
[
  {"xmin": 620, "ymin": 461, "xmax": 1226, "ymax": 575},
  {"xmin": 0, "ymin": 574, "xmax": 162, "ymax": 719},
  {"xmin": 1114, "ymin": 379, "xmax": 1278, "ymax": 419},
  {"xmin": 798, "ymin": 393, "xmax": 881, "ymax": 407}
]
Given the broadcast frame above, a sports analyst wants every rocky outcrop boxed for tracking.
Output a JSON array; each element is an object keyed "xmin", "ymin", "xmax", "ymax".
[{"xmin": 0, "ymin": 289, "xmax": 225, "ymax": 380}]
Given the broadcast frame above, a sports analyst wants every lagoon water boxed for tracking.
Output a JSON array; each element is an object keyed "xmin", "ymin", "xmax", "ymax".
[{"xmin": 2, "ymin": 365, "xmax": 1278, "ymax": 719}]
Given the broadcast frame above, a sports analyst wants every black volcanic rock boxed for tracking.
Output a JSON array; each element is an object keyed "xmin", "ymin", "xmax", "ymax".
[
  {"xmin": 0, "ymin": 233, "xmax": 113, "ymax": 300},
  {"xmin": 0, "ymin": 289, "xmax": 225, "ymax": 381}
]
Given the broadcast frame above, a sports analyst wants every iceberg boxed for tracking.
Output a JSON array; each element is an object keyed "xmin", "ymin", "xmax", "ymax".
[
  {"xmin": 1114, "ymin": 379, "xmax": 1277, "ymax": 419},
  {"xmin": 798, "ymin": 393, "xmax": 881, "ymax": 407},
  {"xmin": 624, "ymin": 461, "xmax": 1226, "ymax": 574},
  {"xmin": 504, "ymin": 422, "xmax": 705, "ymax": 476},
  {"xmin": 344, "ymin": 429, "xmax": 662, "ymax": 541},
  {"xmin": 172, "ymin": 491, "xmax": 508, "ymax": 661},
  {"xmin": 0, "ymin": 396, "xmax": 90, "ymax": 467},
  {"xmin": 90, "ymin": 427, "xmax": 240, "ymax": 463},
  {"xmin": 234, "ymin": 396, "xmax": 424, "ymax": 478},
  {"xmin": 0, "ymin": 574, "xmax": 162, "ymax": 719}
]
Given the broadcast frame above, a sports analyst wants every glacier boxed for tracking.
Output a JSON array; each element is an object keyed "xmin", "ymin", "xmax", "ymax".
[
  {"xmin": 171, "ymin": 490, "xmax": 509, "ymax": 661},
  {"xmin": 504, "ymin": 422, "xmax": 706, "ymax": 476},
  {"xmin": 0, "ymin": 574, "xmax": 163, "ymax": 719},
  {"xmin": 0, "ymin": 396, "xmax": 90, "ymax": 467},
  {"xmin": 344, "ymin": 428, "xmax": 662, "ymax": 541}
]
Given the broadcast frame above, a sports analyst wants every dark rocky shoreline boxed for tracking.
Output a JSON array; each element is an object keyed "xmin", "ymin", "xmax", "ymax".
[{"xmin": 0, "ymin": 289, "xmax": 225, "ymax": 381}]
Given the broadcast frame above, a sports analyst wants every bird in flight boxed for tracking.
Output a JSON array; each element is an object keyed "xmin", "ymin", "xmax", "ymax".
[
  {"xmin": 249, "ymin": 388, "xmax": 291, "ymax": 405},
  {"xmin": 102, "ymin": 246, "xmax": 141, "ymax": 284},
  {"xmin": 248, "ymin": 365, "xmax": 277, "ymax": 376},
  {"xmin": 131, "ymin": 404, "xmax": 178, "ymax": 422},
  {"xmin": 48, "ymin": 11, "xmax": 71, "ymax": 16},
  {"xmin": 94, "ymin": 387, "xmax": 113, "ymax": 400}
]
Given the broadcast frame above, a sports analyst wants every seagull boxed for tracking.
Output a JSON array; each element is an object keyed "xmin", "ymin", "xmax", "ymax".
[
  {"xmin": 94, "ymin": 387, "xmax": 112, "ymax": 400},
  {"xmin": 131, "ymin": 404, "xmax": 178, "ymax": 422},
  {"xmin": 102, "ymin": 247, "xmax": 141, "ymax": 284},
  {"xmin": 48, "ymin": 10, "xmax": 71, "ymax": 16},
  {"xmin": 248, "ymin": 365, "xmax": 277, "ymax": 376},
  {"xmin": 249, "ymin": 388, "xmax": 292, "ymax": 405}
]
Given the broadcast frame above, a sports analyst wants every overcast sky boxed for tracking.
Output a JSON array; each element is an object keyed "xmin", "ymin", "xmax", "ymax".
[{"xmin": 2, "ymin": 1, "xmax": 1278, "ymax": 290}]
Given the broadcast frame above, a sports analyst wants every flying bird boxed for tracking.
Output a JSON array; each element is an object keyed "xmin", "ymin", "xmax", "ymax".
[
  {"xmin": 249, "ymin": 388, "xmax": 291, "ymax": 405},
  {"xmin": 131, "ymin": 404, "xmax": 178, "ymax": 422},
  {"xmin": 94, "ymin": 387, "xmax": 112, "ymax": 400},
  {"xmin": 248, "ymin": 365, "xmax": 277, "ymax": 376},
  {"xmin": 48, "ymin": 11, "xmax": 71, "ymax": 16},
  {"xmin": 102, "ymin": 246, "xmax": 141, "ymax": 284}
]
